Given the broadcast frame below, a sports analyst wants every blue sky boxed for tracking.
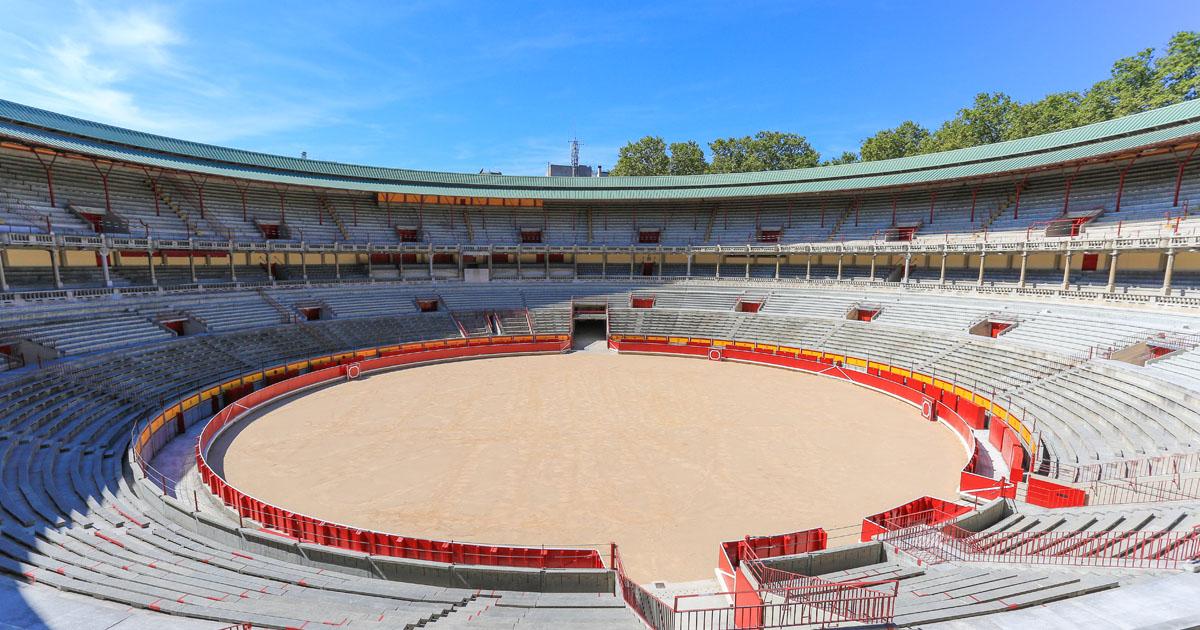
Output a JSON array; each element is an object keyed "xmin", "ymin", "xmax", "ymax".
[{"xmin": 0, "ymin": 1, "xmax": 1193, "ymax": 175}]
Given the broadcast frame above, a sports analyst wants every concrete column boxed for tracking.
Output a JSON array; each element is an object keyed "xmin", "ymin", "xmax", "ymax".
[
  {"xmin": 516, "ymin": 251, "xmax": 522, "ymax": 276},
  {"xmin": 573, "ymin": 248, "xmax": 579, "ymax": 279},
  {"xmin": 366, "ymin": 250, "xmax": 373, "ymax": 278},
  {"xmin": 334, "ymin": 252, "xmax": 341, "ymax": 280},
  {"xmin": 744, "ymin": 256, "xmax": 750, "ymax": 279},
  {"xmin": 188, "ymin": 246, "xmax": 197, "ymax": 283},
  {"xmin": 266, "ymin": 253, "xmax": 276, "ymax": 284},
  {"xmin": 229, "ymin": 247, "xmax": 237, "ymax": 282},
  {"xmin": 686, "ymin": 254, "xmax": 693, "ymax": 277},
  {"xmin": 836, "ymin": 254, "xmax": 843, "ymax": 281},
  {"xmin": 100, "ymin": 247, "xmax": 112, "ymax": 288},
  {"xmin": 487, "ymin": 248, "xmax": 493, "ymax": 277},
  {"xmin": 427, "ymin": 247, "xmax": 434, "ymax": 279},
  {"xmin": 49, "ymin": 247, "xmax": 63, "ymax": 289},
  {"xmin": 805, "ymin": 254, "xmax": 811, "ymax": 281},
  {"xmin": 628, "ymin": 251, "xmax": 635, "ymax": 278},
  {"xmin": 301, "ymin": 247, "xmax": 309, "ymax": 283},
  {"xmin": 1018, "ymin": 251, "xmax": 1028, "ymax": 288},
  {"xmin": 869, "ymin": 254, "xmax": 876, "ymax": 282},
  {"xmin": 398, "ymin": 250, "xmax": 405, "ymax": 278},
  {"xmin": 0, "ymin": 249, "xmax": 9, "ymax": 292},
  {"xmin": 147, "ymin": 246, "xmax": 157, "ymax": 286},
  {"xmin": 1106, "ymin": 251, "xmax": 1119, "ymax": 293},
  {"xmin": 601, "ymin": 250, "xmax": 607, "ymax": 277},
  {"xmin": 544, "ymin": 250, "xmax": 550, "ymax": 278},
  {"xmin": 902, "ymin": 253, "xmax": 912, "ymax": 284},
  {"xmin": 458, "ymin": 249, "xmax": 465, "ymax": 280},
  {"xmin": 1163, "ymin": 249, "xmax": 1177, "ymax": 296},
  {"xmin": 660, "ymin": 252, "xmax": 666, "ymax": 280},
  {"xmin": 774, "ymin": 256, "xmax": 781, "ymax": 280},
  {"xmin": 976, "ymin": 252, "xmax": 987, "ymax": 286},
  {"xmin": 715, "ymin": 255, "xmax": 722, "ymax": 279},
  {"xmin": 939, "ymin": 253, "xmax": 948, "ymax": 286},
  {"xmin": 1060, "ymin": 252, "xmax": 1072, "ymax": 291}
]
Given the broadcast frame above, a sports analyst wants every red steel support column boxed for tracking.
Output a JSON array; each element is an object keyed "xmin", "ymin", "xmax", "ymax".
[
  {"xmin": 186, "ymin": 173, "xmax": 209, "ymax": 220},
  {"xmin": 32, "ymin": 150, "xmax": 58, "ymax": 207},
  {"xmin": 1114, "ymin": 156, "xmax": 1138, "ymax": 213},
  {"xmin": 1173, "ymin": 145, "xmax": 1198, "ymax": 207},
  {"xmin": 139, "ymin": 166, "xmax": 163, "ymax": 217},
  {"xmin": 89, "ymin": 159, "xmax": 115, "ymax": 215},
  {"xmin": 1012, "ymin": 175, "xmax": 1028, "ymax": 220}
]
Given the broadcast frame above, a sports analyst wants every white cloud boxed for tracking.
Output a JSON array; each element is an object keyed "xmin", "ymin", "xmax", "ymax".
[{"xmin": 0, "ymin": 2, "xmax": 359, "ymax": 146}]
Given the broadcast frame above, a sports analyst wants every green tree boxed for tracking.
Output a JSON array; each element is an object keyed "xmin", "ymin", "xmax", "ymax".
[
  {"xmin": 611, "ymin": 136, "xmax": 669, "ymax": 176},
  {"xmin": 1005, "ymin": 92, "xmax": 1085, "ymax": 140},
  {"xmin": 1157, "ymin": 31, "xmax": 1200, "ymax": 103},
  {"xmin": 859, "ymin": 121, "xmax": 930, "ymax": 162},
  {"xmin": 667, "ymin": 140, "xmax": 708, "ymax": 175},
  {"xmin": 823, "ymin": 151, "xmax": 860, "ymax": 166},
  {"xmin": 708, "ymin": 131, "xmax": 820, "ymax": 173},
  {"xmin": 921, "ymin": 92, "xmax": 1019, "ymax": 153}
]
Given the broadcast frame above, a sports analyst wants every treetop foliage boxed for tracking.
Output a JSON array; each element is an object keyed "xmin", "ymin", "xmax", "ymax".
[{"xmin": 610, "ymin": 31, "xmax": 1199, "ymax": 176}]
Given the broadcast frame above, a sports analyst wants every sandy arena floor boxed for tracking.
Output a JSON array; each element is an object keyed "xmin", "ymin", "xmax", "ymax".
[{"xmin": 210, "ymin": 352, "xmax": 967, "ymax": 582}]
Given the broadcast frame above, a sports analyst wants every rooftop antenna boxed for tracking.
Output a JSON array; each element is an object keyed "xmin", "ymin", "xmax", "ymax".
[{"xmin": 569, "ymin": 137, "xmax": 582, "ymax": 177}]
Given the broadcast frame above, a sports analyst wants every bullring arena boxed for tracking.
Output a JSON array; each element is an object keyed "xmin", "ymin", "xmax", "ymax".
[
  {"xmin": 3, "ymin": 96, "xmax": 1200, "ymax": 630},
  {"xmin": 208, "ymin": 352, "xmax": 966, "ymax": 582}
]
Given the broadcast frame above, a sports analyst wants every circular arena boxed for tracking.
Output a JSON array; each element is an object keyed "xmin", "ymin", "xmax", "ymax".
[
  {"xmin": 207, "ymin": 352, "xmax": 966, "ymax": 582},
  {"xmin": 1, "ymin": 96, "xmax": 1200, "ymax": 630}
]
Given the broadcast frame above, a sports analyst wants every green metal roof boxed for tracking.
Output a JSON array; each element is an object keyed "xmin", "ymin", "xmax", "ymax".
[{"xmin": 1, "ymin": 98, "xmax": 1198, "ymax": 200}]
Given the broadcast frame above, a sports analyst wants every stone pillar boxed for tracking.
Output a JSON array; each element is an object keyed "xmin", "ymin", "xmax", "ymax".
[
  {"xmin": 976, "ymin": 252, "xmax": 987, "ymax": 286},
  {"xmin": 301, "ymin": 248, "xmax": 309, "ymax": 282},
  {"xmin": 229, "ymin": 247, "xmax": 237, "ymax": 282},
  {"xmin": 1060, "ymin": 252, "xmax": 1072, "ymax": 291},
  {"xmin": 774, "ymin": 255, "xmax": 781, "ymax": 280},
  {"xmin": 50, "ymin": 247, "xmax": 63, "ymax": 289},
  {"xmin": 366, "ymin": 250, "xmax": 373, "ymax": 278},
  {"xmin": 516, "ymin": 250, "xmax": 522, "ymax": 277},
  {"xmin": 805, "ymin": 254, "xmax": 812, "ymax": 281},
  {"xmin": 188, "ymin": 245, "xmax": 197, "ymax": 284},
  {"xmin": 544, "ymin": 250, "xmax": 550, "ymax": 278},
  {"xmin": 939, "ymin": 253, "xmax": 948, "ymax": 286},
  {"xmin": 869, "ymin": 254, "xmax": 876, "ymax": 282},
  {"xmin": 146, "ymin": 246, "xmax": 157, "ymax": 286},
  {"xmin": 628, "ymin": 251, "xmax": 635, "ymax": 279},
  {"xmin": 660, "ymin": 252, "xmax": 666, "ymax": 280},
  {"xmin": 1018, "ymin": 251, "xmax": 1028, "ymax": 288},
  {"xmin": 334, "ymin": 252, "xmax": 341, "ymax": 280},
  {"xmin": 715, "ymin": 255, "xmax": 722, "ymax": 279},
  {"xmin": 744, "ymin": 256, "xmax": 750, "ymax": 279},
  {"xmin": 601, "ymin": 250, "xmax": 607, "ymax": 277},
  {"xmin": 685, "ymin": 253, "xmax": 693, "ymax": 277},
  {"xmin": 487, "ymin": 248, "xmax": 493, "ymax": 277},
  {"xmin": 0, "ymin": 248, "xmax": 9, "ymax": 292},
  {"xmin": 1106, "ymin": 251, "xmax": 1119, "ymax": 293},
  {"xmin": 836, "ymin": 254, "xmax": 843, "ymax": 281},
  {"xmin": 902, "ymin": 253, "xmax": 912, "ymax": 284},
  {"xmin": 573, "ymin": 249, "xmax": 579, "ymax": 279},
  {"xmin": 427, "ymin": 247, "xmax": 435, "ymax": 279},
  {"xmin": 1163, "ymin": 249, "xmax": 1177, "ymax": 296},
  {"xmin": 100, "ymin": 247, "xmax": 112, "ymax": 288}
]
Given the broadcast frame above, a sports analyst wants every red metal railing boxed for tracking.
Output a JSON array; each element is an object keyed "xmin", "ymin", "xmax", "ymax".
[
  {"xmin": 880, "ymin": 521, "xmax": 1200, "ymax": 570},
  {"xmin": 616, "ymin": 542, "xmax": 897, "ymax": 630},
  {"xmin": 737, "ymin": 541, "xmax": 898, "ymax": 626}
]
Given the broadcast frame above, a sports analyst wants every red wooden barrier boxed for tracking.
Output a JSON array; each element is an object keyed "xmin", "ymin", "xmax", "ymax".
[{"xmin": 1026, "ymin": 476, "xmax": 1088, "ymax": 508}]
